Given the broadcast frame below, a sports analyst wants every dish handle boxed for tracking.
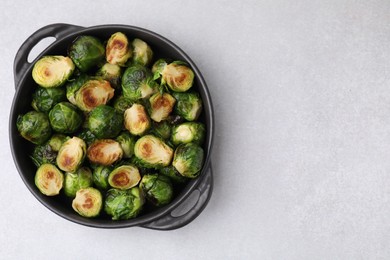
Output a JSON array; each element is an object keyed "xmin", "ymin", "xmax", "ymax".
[{"xmin": 13, "ymin": 23, "xmax": 84, "ymax": 89}]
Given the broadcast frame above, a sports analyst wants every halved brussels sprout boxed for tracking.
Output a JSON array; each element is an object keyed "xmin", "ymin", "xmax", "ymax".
[
  {"xmin": 17, "ymin": 111, "xmax": 52, "ymax": 145},
  {"xmin": 108, "ymin": 165, "xmax": 141, "ymax": 190},
  {"xmin": 134, "ymin": 135, "xmax": 173, "ymax": 168},
  {"xmin": 87, "ymin": 105, "xmax": 123, "ymax": 139},
  {"xmin": 48, "ymin": 102, "xmax": 83, "ymax": 134},
  {"xmin": 172, "ymin": 92, "xmax": 203, "ymax": 121},
  {"xmin": 64, "ymin": 167, "xmax": 93, "ymax": 197},
  {"xmin": 151, "ymin": 121, "xmax": 172, "ymax": 140},
  {"xmin": 121, "ymin": 64, "xmax": 156, "ymax": 100},
  {"xmin": 152, "ymin": 59, "xmax": 168, "ymax": 80},
  {"xmin": 132, "ymin": 38, "xmax": 153, "ymax": 66},
  {"xmin": 159, "ymin": 61, "xmax": 194, "ymax": 92},
  {"xmin": 87, "ymin": 139, "xmax": 123, "ymax": 166},
  {"xmin": 66, "ymin": 74, "xmax": 90, "ymax": 105},
  {"xmin": 140, "ymin": 174, "xmax": 173, "ymax": 206},
  {"xmin": 104, "ymin": 187, "xmax": 144, "ymax": 220},
  {"xmin": 171, "ymin": 122, "xmax": 206, "ymax": 146},
  {"xmin": 32, "ymin": 56, "xmax": 75, "ymax": 88},
  {"xmin": 31, "ymin": 87, "xmax": 66, "ymax": 113},
  {"xmin": 149, "ymin": 92, "xmax": 176, "ymax": 122},
  {"xmin": 106, "ymin": 32, "xmax": 132, "ymax": 66},
  {"xmin": 75, "ymin": 79, "xmax": 115, "ymax": 112},
  {"xmin": 113, "ymin": 95, "xmax": 133, "ymax": 114},
  {"xmin": 93, "ymin": 165, "xmax": 113, "ymax": 190},
  {"xmin": 76, "ymin": 129, "xmax": 96, "ymax": 146},
  {"xmin": 124, "ymin": 104, "xmax": 151, "ymax": 136},
  {"xmin": 72, "ymin": 187, "xmax": 103, "ymax": 218},
  {"xmin": 47, "ymin": 134, "xmax": 69, "ymax": 152},
  {"xmin": 116, "ymin": 132, "xmax": 136, "ymax": 158},
  {"xmin": 56, "ymin": 137, "xmax": 86, "ymax": 172},
  {"xmin": 69, "ymin": 36, "xmax": 105, "ymax": 72},
  {"xmin": 96, "ymin": 63, "xmax": 122, "ymax": 89},
  {"xmin": 31, "ymin": 143, "xmax": 57, "ymax": 167},
  {"xmin": 159, "ymin": 165, "xmax": 188, "ymax": 183},
  {"xmin": 172, "ymin": 143, "xmax": 204, "ymax": 178},
  {"xmin": 35, "ymin": 163, "xmax": 64, "ymax": 196}
]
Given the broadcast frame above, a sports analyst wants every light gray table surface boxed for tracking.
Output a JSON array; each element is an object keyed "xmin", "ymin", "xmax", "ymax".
[{"xmin": 1, "ymin": 0, "xmax": 390, "ymax": 259}]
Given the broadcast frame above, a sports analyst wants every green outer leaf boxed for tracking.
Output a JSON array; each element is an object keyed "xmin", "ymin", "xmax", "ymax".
[
  {"xmin": 104, "ymin": 187, "xmax": 144, "ymax": 220},
  {"xmin": 172, "ymin": 143, "xmax": 204, "ymax": 178},
  {"xmin": 87, "ymin": 105, "xmax": 123, "ymax": 139},
  {"xmin": 31, "ymin": 87, "xmax": 66, "ymax": 113},
  {"xmin": 48, "ymin": 102, "xmax": 83, "ymax": 134},
  {"xmin": 69, "ymin": 36, "xmax": 105, "ymax": 72},
  {"xmin": 17, "ymin": 111, "xmax": 52, "ymax": 145}
]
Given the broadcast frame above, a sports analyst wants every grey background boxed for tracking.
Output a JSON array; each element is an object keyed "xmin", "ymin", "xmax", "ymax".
[{"xmin": 1, "ymin": 0, "xmax": 390, "ymax": 259}]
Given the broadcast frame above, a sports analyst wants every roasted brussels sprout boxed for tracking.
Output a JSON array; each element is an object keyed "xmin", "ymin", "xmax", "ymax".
[
  {"xmin": 121, "ymin": 64, "xmax": 156, "ymax": 100},
  {"xmin": 132, "ymin": 38, "xmax": 153, "ymax": 66},
  {"xmin": 172, "ymin": 92, "xmax": 202, "ymax": 121},
  {"xmin": 87, "ymin": 105, "xmax": 123, "ymax": 139},
  {"xmin": 153, "ymin": 60, "xmax": 194, "ymax": 92},
  {"xmin": 76, "ymin": 129, "xmax": 96, "ymax": 146},
  {"xmin": 87, "ymin": 139, "xmax": 123, "ymax": 166},
  {"xmin": 32, "ymin": 56, "xmax": 75, "ymax": 88},
  {"xmin": 72, "ymin": 187, "xmax": 103, "ymax": 217},
  {"xmin": 140, "ymin": 174, "xmax": 173, "ymax": 206},
  {"xmin": 134, "ymin": 135, "xmax": 173, "ymax": 168},
  {"xmin": 106, "ymin": 32, "xmax": 132, "ymax": 66},
  {"xmin": 66, "ymin": 74, "xmax": 90, "ymax": 105},
  {"xmin": 123, "ymin": 103, "xmax": 151, "ymax": 136},
  {"xmin": 116, "ymin": 132, "xmax": 136, "ymax": 158},
  {"xmin": 93, "ymin": 165, "xmax": 112, "ymax": 190},
  {"xmin": 48, "ymin": 102, "xmax": 83, "ymax": 134},
  {"xmin": 152, "ymin": 59, "xmax": 168, "ymax": 80},
  {"xmin": 56, "ymin": 137, "xmax": 86, "ymax": 172},
  {"xmin": 96, "ymin": 63, "xmax": 121, "ymax": 89},
  {"xmin": 31, "ymin": 143, "xmax": 57, "ymax": 167},
  {"xmin": 104, "ymin": 187, "xmax": 144, "ymax": 220},
  {"xmin": 108, "ymin": 165, "xmax": 141, "ymax": 190},
  {"xmin": 75, "ymin": 79, "xmax": 115, "ymax": 112},
  {"xmin": 64, "ymin": 167, "xmax": 93, "ymax": 197},
  {"xmin": 35, "ymin": 163, "xmax": 64, "ymax": 196},
  {"xmin": 69, "ymin": 36, "xmax": 105, "ymax": 72},
  {"xmin": 113, "ymin": 95, "xmax": 133, "ymax": 114},
  {"xmin": 17, "ymin": 111, "xmax": 52, "ymax": 145},
  {"xmin": 172, "ymin": 143, "xmax": 204, "ymax": 178},
  {"xmin": 31, "ymin": 87, "xmax": 66, "ymax": 113},
  {"xmin": 151, "ymin": 121, "xmax": 172, "ymax": 140},
  {"xmin": 159, "ymin": 165, "xmax": 188, "ymax": 184},
  {"xmin": 171, "ymin": 122, "xmax": 206, "ymax": 145},
  {"xmin": 149, "ymin": 92, "xmax": 176, "ymax": 122},
  {"xmin": 47, "ymin": 134, "xmax": 69, "ymax": 152}
]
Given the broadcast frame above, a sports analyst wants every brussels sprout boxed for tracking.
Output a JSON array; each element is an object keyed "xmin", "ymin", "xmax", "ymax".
[
  {"xmin": 64, "ymin": 167, "xmax": 93, "ymax": 197},
  {"xmin": 104, "ymin": 187, "xmax": 144, "ymax": 220},
  {"xmin": 134, "ymin": 135, "xmax": 173, "ymax": 168},
  {"xmin": 121, "ymin": 64, "xmax": 156, "ymax": 100},
  {"xmin": 172, "ymin": 92, "xmax": 202, "ymax": 121},
  {"xmin": 93, "ymin": 165, "xmax": 112, "ymax": 190},
  {"xmin": 124, "ymin": 103, "xmax": 151, "ymax": 136},
  {"xmin": 76, "ymin": 129, "xmax": 96, "ymax": 146},
  {"xmin": 159, "ymin": 165, "xmax": 188, "ymax": 184},
  {"xmin": 140, "ymin": 174, "xmax": 173, "ymax": 206},
  {"xmin": 72, "ymin": 187, "xmax": 102, "ymax": 218},
  {"xmin": 69, "ymin": 36, "xmax": 105, "ymax": 72},
  {"xmin": 116, "ymin": 132, "xmax": 136, "ymax": 158},
  {"xmin": 48, "ymin": 102, "xmax": 83, "ymax": 134},
  {"xmin": 75, "ymin": 79, "xmax": 115, "ymax": 112},
  {"xmin": 87, "ymin": 105, "xmax": 123, "ymax": 139},
  {"xmin": 108, "ymin": 165, "xmax": 141, "ymax": 190},
  {"xmin": 151, "ymin": 121, "xmax": 172, "ymax": 140},
  {"xmin": 152, "ymin": 59, "xmax": 168, "ymax": 80},
  {"xmin": 155, "ymin": 61, "xmax": 194, "ymax": 92},
  {"xmin": 148, "ymin": 92, "xmax": 176, "ymax": 122},
  {"xmin": 31, "ymin": 143, "xmax": 57, "ymax": 167},
  {"xmin": 96, "ymin": 63, "xmax": 121, "ymax": 89},
  {"xmin": 32, "ymin": 56, "xmax": 75, "ymax": 88},
  {"xmin": 113, "ymin": 95, "xmax": 133, "ymax": 114},
  {"xmin": 106, "ymin": 32, "xmax": 132, "ymax": 66},
  {"xmin": 31, "ymin": 87, "xmax": 66, "ymax": 113},
  {"xmin": 87, "ymin": 139, "xmax": 123, "ymax": 166},
  {"xmin": 172, "ymin": 143, "xmax": 204, "ymax": 178},
  {"xmin": 171, "ymin": 122, "xmax": 206, "ymax": 146},
  {"xmin": 48, "ymin": 134, "xmax": 69, "ymax": 152},
  {"xmin": 56, "ymin": 137, "xmax": 86, "ymax": 172},
  {"xmin": 35, "ymin": 164, "xmax": 64, "ymax": 196},
  {"xmin": 17, "ymin": 111, "xmax": 52, "ymax": 145},
  {"xmin": 66, "ymin": 74, "xmax": 90, "ymax": 105},
  {"xmin": 132, "ymin": 38, "xmax": 153, "ymax": 66}
]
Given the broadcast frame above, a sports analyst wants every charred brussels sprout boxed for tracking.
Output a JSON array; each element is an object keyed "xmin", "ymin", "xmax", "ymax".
[
  {"xmin": 121, "ymin": 64, "xmax": 156, "ymax": 100},
  {"xmin": 17, "ymin": 111, "xmax": 52, "ymax": 145},
  {"xmin": 172, "ymin": 92, "xmax": 202, "ymax": 121},
  {"xmin": 132, "ymin": 38, "xmax": 153, "ymax": 66},
  {"xmin": 96, "ymin": 63, "xmax": 121, "ymax": 89},
  {"xmin": 93, "ymin": 166, "xmax": 112, "ymax": 190},
  {"xmin": 64, "ymin": 167, "xmax": 93, "ymax": 197},
  {"xmin": 140, "ymin": 174, "xmax": 173, "ymax": 206},
  {"xmin": 113, "ymin": 95, "xmax": 133, "ymax": 114},
  {"xmin": 69, "ymin": 36, "xmax": 105, "ymax": 72},
  {"xmin": 35, "ymin": 164, "xmax": 64, "ymax": 196},
  {"xmin": 153, "ymin": 60, "xmax": 194, "ymax": 92},
  {"xmin": 75, "ymin": 79, "xmax": 115, "ymax": 112},
  {"xmin": 171, "ymin": 122, "xmax": 206, "ymax": 146},
  {"xmin": 31, "ymin": 87, "xmax": 66, "ymax": 113},
  {"xmin": 76, "ymin": 129, "xmax": 96, "ymax": 146},
  {"xmin": 104, "ymin": 187, "xmax": 144, "ymax": 220},
  {"xmin": 72, "ymin": 187, "xmax": 103, "ymax": 217},
  {"xmin": 159, "ymin": 166, "xmax": 188, "ymax": 184},
  {"xmin": 87, "ymin": 139, "xmax": 123, "ymax": 166},
  {"xmin": 87, "ymin": 105, "xmax": 123, "ymax": 139},
  {"xmin": 149, "ymin": 92, "xmax": 176, "ymax": 122},
  {"xmin": 31, "ymin": 143, "xmax": 57, "ymax": 167},
  {"xmin": 108, "ymin": 165, "xmax": 141, "ymax": 190},
  {"xmin": 32, "ymin": 56, "xmax": 75, "ymax": 88},
  {"xmin": 124, "ymin": 103, "xmax": 151, "ymax": 136},
  {"xmin": 134, "ymin": 135, "xmax": 173, "ymax": 168},
  {"xmin": 56, "ymin": 137, "xmax": 86, "ymax": 172},
  {"xmin": 66, "ymin": 74, "xmax": 90, "ymax": 105},
  {"xmin": 106, "ymin": 32, "xmax": 132, "ymax": 66},
  {"xmin": 116, "ymin": 132, "xmax": 136, "ymax": 158},
  {"xmin": 48, "ymin": 102, "xmax": 83, "ymax": 134},
  {"xmin": 172, "ymin": 143, "xmax": 204, "ymax": 178},
  {"xmin": 48, "ymin": 134, "xmax": 69, "ymax": 152}
]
